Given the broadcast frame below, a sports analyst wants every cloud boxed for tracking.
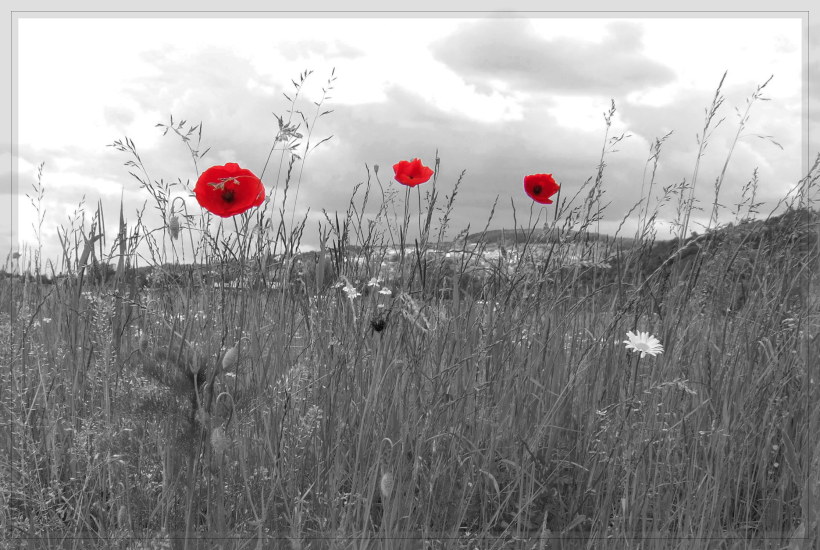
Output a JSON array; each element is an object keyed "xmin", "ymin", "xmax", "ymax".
[
  {"xmin": 12, "ymin": 46, "xmax": 286, "ymax": 264},
  {"xmin": 292, "ymin": 82, "xmax": 651, "ymax": 245},
  {"xmin": 30, "ymin": 48, "xmax": 782, "ymax": 262},
  {"xmin": 103, "ymin": 105, "xmax": 135, "ymax": 129},
  {"xmin": 431, "ymin": 20, "xmax": 675, "ymax": 96},
  {"xmin": 14, "ymin": 18, "xmax": 808, "ymax": 268},
  {"xmin": 810, "ymin": 20, "xmax": 820, "ymax": 163},
  {"xmin": 618, "ymin": 76, "xmax": 804, "ymax": 223},
  {"xmin": 278, "ymin": 39, "xmax": 364, "ymax": 61}
]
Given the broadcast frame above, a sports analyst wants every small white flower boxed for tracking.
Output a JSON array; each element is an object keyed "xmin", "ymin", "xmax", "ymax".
[
  {"xmin": 623, "ymin": 330, "xmax": 664, "ymax": 358},
  {"xmin": 367, "ymin": 277, "xmax": 382, "ymax": 287},
  {"xmin": 378, "ymin": 287, "xmax": 392, "ymax": 296},
  {"xmin": 343, "ymin": 284, "xmax": 361, "ymax": 299}
]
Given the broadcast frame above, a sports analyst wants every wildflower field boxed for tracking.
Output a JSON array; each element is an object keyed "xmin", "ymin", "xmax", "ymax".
[{"xmin": 1, "ymin": 71, "xmax": 819, "ymax": 550}]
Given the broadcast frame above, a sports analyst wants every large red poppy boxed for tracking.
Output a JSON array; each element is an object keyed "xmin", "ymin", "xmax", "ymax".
[
  {"xmin": 393, "ymin": 158, "xmax": 434, "ymax": 187},
  {"xmin": 194, "ymin": 163, "xmax": 265, "ymax": 217},
  {"xmin": 524, "ymin": 174, "xmax": 560, "ymax": 204}
]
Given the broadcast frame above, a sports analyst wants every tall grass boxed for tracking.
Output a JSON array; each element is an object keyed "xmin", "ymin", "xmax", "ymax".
[{"xmin": 1, "ymin": 71, "xmax": 818, "ymax": 550}]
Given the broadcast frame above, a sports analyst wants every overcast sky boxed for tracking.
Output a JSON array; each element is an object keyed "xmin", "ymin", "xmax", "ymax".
[{"xmin": 11, "ymin": 16, "xmax": 813, "ymax": 271}]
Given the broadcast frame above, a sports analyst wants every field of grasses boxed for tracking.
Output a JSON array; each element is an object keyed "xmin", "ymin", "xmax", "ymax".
[{"xmin": 1, "ymin": 72, "xmax": 819, "ymax": 549}]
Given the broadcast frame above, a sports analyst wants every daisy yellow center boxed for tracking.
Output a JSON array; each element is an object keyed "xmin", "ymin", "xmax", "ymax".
[{"xmin": 635, "ymin": 342, "xmax": 651, "ymax": 353}]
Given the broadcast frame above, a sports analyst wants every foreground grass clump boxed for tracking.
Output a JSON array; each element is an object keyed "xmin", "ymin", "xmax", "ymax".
[{"xmin": 1, "ymin": 72, "xmax": 818, "ymax": 550}]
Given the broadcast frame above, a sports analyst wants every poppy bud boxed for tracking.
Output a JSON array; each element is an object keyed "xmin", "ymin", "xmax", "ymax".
[
  {"xmin": 222, "ymin": 344, "xmax": 239, "ymax": 372},
  {"xmin": 211, "ymin": 426, "xmax": 229, "ymax": 456},
  {"xmin": 189, "ymin": 353, "xmax": 201, "ymax": 376},
  {"xmin": 168, "ymin": 215, "xmax": 180, "ymax": 240},
  {"xmin": 117, "ymin": 505, "xmax": 127, "ymax": 529},
  {"xmin": 380, "ymin": 472, "xmax": 394, "ymax": 500}
]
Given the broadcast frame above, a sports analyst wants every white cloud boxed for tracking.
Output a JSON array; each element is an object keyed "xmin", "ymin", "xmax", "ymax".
[
  {"xmin": 640, "ymin": 18, "xmax": 801, "ymax": 102},
  {"xmin": 14, "ymin": 16, "xmax": 805, "ymax": 269},
  {"xmin": 547, "ymin": 96, "xmax": 615, "ymax": 133}
]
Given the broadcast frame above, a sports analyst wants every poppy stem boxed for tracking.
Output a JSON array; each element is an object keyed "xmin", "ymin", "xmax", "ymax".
[
  {"xmin": 403, "ymin": 187, "xmax": 411, "ymax": 237},
  {"xmin": 417, "ymin": 187, "xmax": 423, "ymax": 240},
  {"xmin": 401, "ymin": 187, "xmax": 411, "ymax": 290}
]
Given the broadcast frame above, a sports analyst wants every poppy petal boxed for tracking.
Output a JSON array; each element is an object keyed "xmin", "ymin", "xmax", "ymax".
[
  {"xmin": 195, "ymin": 163, "xmax": 266, "ymax": 217},
  {"xmin": 524, "ymin": 173, "xmax": 560, "ymax": 204},
  {"xmin": 393, "ymin": 158, "xmax": 434, "ymax": 187}
]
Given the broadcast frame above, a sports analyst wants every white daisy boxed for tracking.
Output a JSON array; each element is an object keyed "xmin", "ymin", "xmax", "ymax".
[
  {"xmin": 367, "ymin": 277, "xmax": 382, "ymax": 287},
  {"xmin": 378, "ymin": 287, "xmax": 393, "ymax": 296},
  {"xmin": 342, "ymin": 284, "xmax": 361, "ymax": 299},
  {"xmin": 623, "ymin": 330, "xmax": 664, "ymax": 358}
]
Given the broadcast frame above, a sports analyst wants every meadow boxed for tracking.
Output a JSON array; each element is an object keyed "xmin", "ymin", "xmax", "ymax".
[{"xmin": 1, "ymin": 72, "xmax": 818, "ymax": 550}]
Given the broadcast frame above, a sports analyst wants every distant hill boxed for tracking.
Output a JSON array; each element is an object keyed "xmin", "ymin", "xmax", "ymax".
[
  {"xmin": 635, "ymin": 207, "xmax": 819, "ymax": 277},
  {"xmin": 460, "ymin": 227, "xmax": 637, "ymax": 248},
  {"xmin": 23, "ymin": 208, "xmax": 812, "ymax": 288}
]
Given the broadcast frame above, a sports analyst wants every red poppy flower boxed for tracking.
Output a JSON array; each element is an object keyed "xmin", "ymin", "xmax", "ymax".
[
  {"xmin": 194, "ymin": 163, "xmax": 265, "ymax": 217},
  {"xmin": 524, "ymin": 174, "xmax": 560, "ymax": 204},
  {"xmin": 393, "ymin": 158, "xmax": 434, "ymax": 187}
]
